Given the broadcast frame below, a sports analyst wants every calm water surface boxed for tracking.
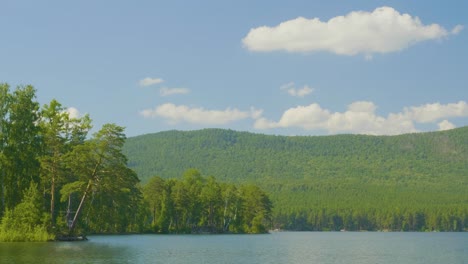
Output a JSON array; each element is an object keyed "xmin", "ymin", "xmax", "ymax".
[{"xmin": 0, "ymin": 232, "xmax": 466, "ymax": 264}]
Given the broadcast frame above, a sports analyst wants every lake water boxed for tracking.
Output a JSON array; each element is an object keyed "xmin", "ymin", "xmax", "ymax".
[{"xmin": 0, "ymin": 232, "xmax": 466, "ymax": 264}]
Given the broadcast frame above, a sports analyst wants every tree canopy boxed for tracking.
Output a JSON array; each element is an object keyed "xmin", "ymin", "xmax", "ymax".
[
  {"xmin": 0, "ymin": 84, "xmax": 143, "ymax": 240},
  {"xmin": 142, "ymin": 171, "xmax": 272, "ymax": 234}
]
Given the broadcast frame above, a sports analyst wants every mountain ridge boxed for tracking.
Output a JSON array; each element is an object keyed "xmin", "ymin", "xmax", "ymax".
[{"xmin": 124, "ymin": 126, "xmax": 468, "ymax": 182}]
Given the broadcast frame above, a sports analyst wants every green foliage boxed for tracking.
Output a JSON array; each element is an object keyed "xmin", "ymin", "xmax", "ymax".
[
  {"xmin": 39, "ymin": 99, "xmax": 92, "ymax": 227},
  {"xmin": 0, "ymin": 183, "xmax": 54, "ymax": 241},
  {"xmin": 63, "ymin": 123, "xmax": 142, "ymax": 234},
  {"xmin": 1, "ymin": 85, "xmax": 41, "ymax": 212},
  {"xmin": 141, "ymin": 171, "xmax": 272, "ymax": 234},
  {"xmin": 0, "ymin": 84, "xmax": 143, "ymax": 239},
  {"xmin": 124, "ymin": 128, "xmax": 468, "ymax": 231}
]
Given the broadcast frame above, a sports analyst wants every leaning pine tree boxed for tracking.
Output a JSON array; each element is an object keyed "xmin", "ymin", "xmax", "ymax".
[{"xmin": 61, "ymin": 124, "xmax": 141, "ymax": 236}]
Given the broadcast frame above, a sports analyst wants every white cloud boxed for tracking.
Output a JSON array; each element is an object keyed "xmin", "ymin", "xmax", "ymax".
[
  {"xmin": 66, "ymin": 107, "xmax": 81, "ymax": 119},
  {"xmin": 438, "ymin": 120, "xmax": 456, "ymax": 131},
  {"xmin": 403, "ymin": 101, "xmax": 468, "ymax": 123},
  {"xmin": 139, "ymin": 77, "xmax": 164, "ymax": 87},
  {"xmin": 254, "ymin": 101, "xmax": 468, "ymax": 135},
  {"xmin": 140, "ymin": 103, "xmax": 262, "ymax": 125},
  {"xmin": 160, "ymin": 87, "xmax": 190, "ymax": 96},
  {"xmin": 281, "ymin": 82, "xmax": 314, "ymax": 97},
  {"xmin": 242, "ymin": 6, "xmax": 462, "ymax": 56}
]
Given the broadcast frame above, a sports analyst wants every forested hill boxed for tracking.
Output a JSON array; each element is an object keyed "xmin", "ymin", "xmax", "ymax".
[
  {"xmin": 124, "ymin": 127, "xmax": 468, "ymax": 231},
  {"xmin": 125, "ymin": 127, "xmax": 467, "ymax": 184}
]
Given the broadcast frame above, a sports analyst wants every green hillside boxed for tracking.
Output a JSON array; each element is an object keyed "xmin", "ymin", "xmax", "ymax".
[{"xmin": 124, "ymin": 127, "xmax": 468, "ymax": 231}]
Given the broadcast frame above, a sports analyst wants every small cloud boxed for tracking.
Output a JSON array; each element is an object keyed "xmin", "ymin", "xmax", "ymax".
[
  {"xmin": 243, "ymin": 6, "xmax": 461, "ymax": 57},
  {"xmin": 280, "ymin": 82, "xmax": 295, "ymax": 89},
  {"xmin": 140, "ymin": 103, "xmax": 262, "ymax": 125},
  {"xmin": 66, "ymin": 107, "xmax": 81, "ymax": 119},
  {"xmin": 139, "ymin": 77, "xmax": 164, "ymax": 87},
  {"xmin": 280, "ymin": 82, "xmax": 314, "ymax": 97},
  {"xmin": 451, "ymin": 25, "xmax": 464, "ymax": 35},
  {"xmin": 160, "ymin": 87, "xmax": 190, "ymax": 96},
  {"xmin": 438, "ymin": 120, "xmax": 456, "ymax": 131}
]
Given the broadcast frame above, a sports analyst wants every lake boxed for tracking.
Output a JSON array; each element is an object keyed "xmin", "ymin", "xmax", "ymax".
[{"xmin": 0, "ymin": 232, "xmax": 466, "ymax": 264}]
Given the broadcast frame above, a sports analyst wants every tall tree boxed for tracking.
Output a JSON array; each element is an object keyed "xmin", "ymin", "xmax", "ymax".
[
  {"xmin": 143, "ymin": 176, "xmax": 166, "ymax": 231},
  {"xmin": 200, "ymin": 176, "xmax": 222, "ymax": 232},
  {"xmin": 39, "ymin": 99, "xmax": 91, "ymax": 226},
  {"xmin": 221, "ymin": 184, "xmax": 239, "ymax": 232},
  {"xmin": 62, "ymin": 123, "xmax": 140, "ymax": 234},
  {"xmin": 239, "ymin": 184, "xmax": 272, "ymax": 233},
  {"xmin": 2, "ymin": 85, "xmax": 41, "ymax": 210},
  {"xmin": 182, "ymin": 169, "xmax": 204, "ymax": 231}
]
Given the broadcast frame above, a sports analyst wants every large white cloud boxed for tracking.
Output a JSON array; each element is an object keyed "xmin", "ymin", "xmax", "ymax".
[
  {"xmin": 140, "ymin": 103, "xmax": 262, "ymax": 125},
  {"xmin": 254, "ymin": 101, "xmax": 467, "ymax": 135},
  {"xmin": 242, "ymin": 6, "xmax": 462, "ymax": 56}
]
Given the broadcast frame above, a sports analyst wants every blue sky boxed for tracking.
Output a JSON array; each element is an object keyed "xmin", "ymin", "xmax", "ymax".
[{"xmin": 1, "ymin": 0, "xmax": 467, "ymax": 137}]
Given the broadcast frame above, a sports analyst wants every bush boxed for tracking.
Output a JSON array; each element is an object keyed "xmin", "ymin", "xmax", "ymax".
[{"xmin": 0, "ymin": 183, "xmax": 54, "ymax": 242}]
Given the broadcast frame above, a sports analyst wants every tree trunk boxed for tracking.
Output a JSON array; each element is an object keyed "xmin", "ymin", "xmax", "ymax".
[
  {"xmin": 68, "ymin": 179, "xmax": 92, "ymax": 233},
  {"xmin": 50, "ymin": 171, "xmax": 55, "ymax": 225},
  {"xmin": 0, "ymin": 172, "xmax": 4, "ymax": 216}
]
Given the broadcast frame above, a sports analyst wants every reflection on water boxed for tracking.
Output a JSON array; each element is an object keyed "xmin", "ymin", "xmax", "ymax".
[
  {"xmin": 0, "ymin": 232, "xmax": 467, "ymax": 264},
  {"xmin": 0, "ymin": 240, "xmax": 128, "ymax": 264}
]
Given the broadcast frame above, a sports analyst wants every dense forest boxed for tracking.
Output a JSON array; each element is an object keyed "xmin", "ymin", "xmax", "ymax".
[
  {"xmin": 124, "ymin": 127, "xmax": 468, "ymax": 232},
  {"xmin": 142, "ymin": 170, "xmax": 271, "ymax": 234},
  {"xmin": 0, "ymin": 84, "xmax": 271, "ymax": 241}
]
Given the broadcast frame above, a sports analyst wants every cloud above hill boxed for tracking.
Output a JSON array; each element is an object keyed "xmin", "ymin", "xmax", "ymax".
[
  {"xmin": 242, "ymin": 6, "xmax": 462, "ymax": 57},
  {"xmin": 254, "ymin": 101, "xmax": 468, "ymax": 135}
]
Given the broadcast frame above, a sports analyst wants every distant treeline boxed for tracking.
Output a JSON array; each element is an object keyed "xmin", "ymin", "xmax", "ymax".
[
  {"xmin": 124, "ymin": 127, "xmax": 468, "ymax": 231},
  {"xmin": 275, "ymin": 208, "xmax": 465, "ymax": 232}
]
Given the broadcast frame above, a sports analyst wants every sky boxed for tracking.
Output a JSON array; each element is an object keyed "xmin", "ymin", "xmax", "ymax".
[{"xmin": 1, "ymin": 0, "xmax": 467, "ymax": 137}]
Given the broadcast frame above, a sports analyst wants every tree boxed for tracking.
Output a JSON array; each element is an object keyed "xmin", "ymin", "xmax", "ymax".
[
  {"xmin": 62, "ymin": 123, "xmax": 140, "ymax": 234},
  {"xmin": 181, "ymin": 169, "xmax": 204, "ymax": 231},
  {"xmin": 143, "ymin": 176, "xmax": 166, "ymax": 231},
  {"xmin": 200, "ymin": 176, "xmax": 222, "ymax": 232},
  {"xmin": 221, "ymin": 184, "xmax": 240, "ymax": 232},
  {"xmin": 39, "ymin": 99, "xmax": 91, "ymax": 226},
  {"xmin": 170, "ymin": 179, "xmax": 190, "ymax": 233},
  {"xmin": 2, "ymin": 85, "xmax": 41, "ymax": 211},
  {"xmin": 239, "ymin": 185, "xmax": 272, "ymax": 233}
]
